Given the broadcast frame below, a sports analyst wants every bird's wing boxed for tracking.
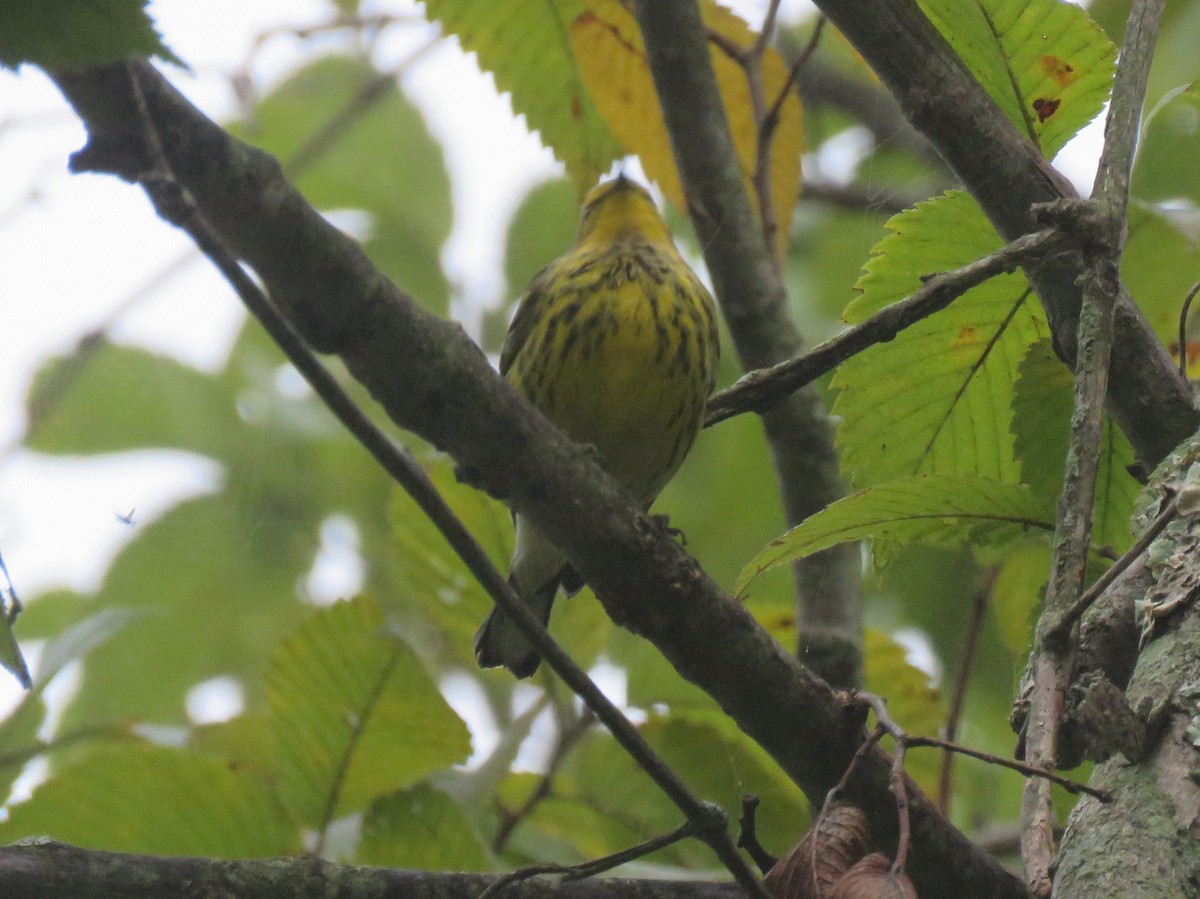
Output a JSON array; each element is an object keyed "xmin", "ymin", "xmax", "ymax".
[{"xmin": 499, "ymin": 264, "xmax": 558, "ymax": 377}]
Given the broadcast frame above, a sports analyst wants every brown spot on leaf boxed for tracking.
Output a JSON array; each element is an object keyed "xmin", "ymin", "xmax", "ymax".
[
  {"xmin": 1040, "ymin": 54, "xmax": 1078, "ymax": 89},
  {"xmin": 570, "ymin": 95, "xmax": 582, "ymax": 120},
  {"xmin": 956, "ymin": 325, "xmax": 980, "ymax": 346},
  {"xmin": 1033, "ymin": 97, "xmax": 1061, "ymax": 123}
]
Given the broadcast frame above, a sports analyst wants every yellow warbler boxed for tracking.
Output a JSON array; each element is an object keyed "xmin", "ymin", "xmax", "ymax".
[{"xmin": 475, "ymin": 174, "xmax": 720, "ymax": 677}]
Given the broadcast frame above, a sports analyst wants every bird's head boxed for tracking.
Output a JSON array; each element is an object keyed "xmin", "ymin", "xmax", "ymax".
[{"xmin": 577, "ymin": 173, "xmax": 673, "ymax": 247}]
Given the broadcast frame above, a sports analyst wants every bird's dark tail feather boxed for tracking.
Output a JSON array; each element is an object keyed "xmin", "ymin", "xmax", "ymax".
[{"xmin": 473, "ymin": 577, "xmax": 558, "ymax": 679}]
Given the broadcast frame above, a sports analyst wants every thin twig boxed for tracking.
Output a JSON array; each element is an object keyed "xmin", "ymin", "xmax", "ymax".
[
  {"xmin": 491, "ymin": 706, "xmax": 596, "ymax": 854},
  {"xmin": 938, "ymin": 568, "xmax": 996, "ymax": 814},
  {"xmin": 1177, "ymin": 281, "xmax": 1200, "ymax": 380},
  {"xmin": 704, "ymin": 227, "xmax": 1068, "ymax": 426},
  {"xmin": 736, "ymin": 795, "xmax": 778, "ymax": 874},
  {"xmin": 846, "ymin": 690, "xmax": 1111, "ymax": 879},
  {"xmin": 907, "ymin": 735, "xmax": 1110, "ymax": 801},
  {"xmin": 1018, "ymin": 1, "xmax": 1165, "ymax": 892},
  {"xmin": 753, "ymin": 0, "xmax": 785, "ymax": 56},
  {"xmin": 799, "ymin": 178, "xmax": 923, "ymax": 215},
  {"xmin": 232, "ymin": 12, "xmax": 415, "ymax": 104},
  {"xmin": 1047, "ymin": 491, "xmax": 1178, "ymax": 641},
  {"xmin": 705, "ymin": 4, "xmax": 786, "ymax": 257},
  {"xmin": 764, "ymin": 17, "xmax": 826, "ymax": 143},
  {"xmin": 477, "ymin": 822, "xmax": 696, "ymax": 899},
  {"xmin": 853, "ymin": 695, "xmax": 911, "ymax": 872},
  {"xmin": 123, "ymin": 64, "xmax": 766, "ymax": 899}
]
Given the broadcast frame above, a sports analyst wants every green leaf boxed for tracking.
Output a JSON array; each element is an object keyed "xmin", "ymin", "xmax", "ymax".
[
  {"xmin": 0, "ymin": 698, "xmax": 44, "ymax": 806},
  {"xmin": 57, "ymin": 493, "xmax": 316, "ymax": 731},
  {"xmin": 502, "ymin": 178, "xmax": 579, "ymax": 299},
  {"xmin": 0, "ymin": 609, "xmax": 29, "ymax": 691},
  {"xmin": 991, "ymin": 540, "xmax": 1050, "ymax": 656},
  {"xmin": 61, "ymin": 492, "xmax": 316, "ymax": 729},
  {"xmin": 26, "ymin": 341, "xmax": 240, "ymax": 458},
  {"xmin": 1122, "ymin": 202, "xmax": 1200, "ymax": 343},
  {"xmin": 0, "ymin": 743, "xmax": 298, "ymax": 856},
  {"xmin": 266, "ymin": 595, "xmax": 471, "ymax": 828},
  {"xmin": 189, "ymin": 714, "xmax": 279, "ymax": 782},
  {"xmin": 832, "ymin": 192, "xmax": 1050, "ymax": 487},
  {"xmin": 388, "ymin": 459, "xmax": 512, "ymax": 670},
  {"xmin": 422, "ymin": 0, "xmax": 622, "ymax": 192},
  {"xmin": 1132, "ymin": 81, "xmax": 1200, "ymax": 205},
  {"xmin": 1011, "ymin": 339, "xmax": 1139, "ymax": 552},
  {"xmin": 919, "ymin": 0, "xmax": 1115, "ymax": 157},
  {"xmin": 0, "ymin": 0, "xmax": 178, "ymax": 69},
  {"xmin": 235, "ymin": 56, "xmax": 452, "ymax": 314},
  {"xmin": 357, "ymin": 783, "xmax": 488, "ymax": 869},
  {"xmin": 0, "ymin": 606, "xmax": 146, "ymax": 802},
  {"xmin": 737, "ymin": 476, "xmax": 1050, "ymax": 595}
]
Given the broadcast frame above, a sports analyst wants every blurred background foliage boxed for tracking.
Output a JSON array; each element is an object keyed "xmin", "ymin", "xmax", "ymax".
[{"xmin": 1, "ymin": 0, "xmax": 1198, "ymax": 881}]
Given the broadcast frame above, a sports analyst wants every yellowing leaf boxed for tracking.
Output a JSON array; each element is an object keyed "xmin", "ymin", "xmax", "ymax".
[
  {"xmin": 920, "ymin": 0, "xmax": 1115, "ymax": 158},
  {"xmin": 422, "ymin": 0, "xmax": 622, "ymax": 191},
  {"xmin": 570, "ymin": 0, "xmax": 803, "ymax": 258},
  {"xmin": 863, "ymin": 629, "xmax": 943, "ymax": 795}
]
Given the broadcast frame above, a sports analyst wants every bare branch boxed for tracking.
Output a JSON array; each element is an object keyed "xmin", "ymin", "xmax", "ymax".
[
  {"xmin": 939, "ymin": 570, "xmax": 995, "ymax": 814},
  {"xmin": 704, "ymin": 228, "xmax": 1068, "ymax": 426},
  {"xmin": 1048, "ymin": 493, "xmax": 1179, "ymax": 641},
  {"xmin": 0, "ymin": 841, "xmax": 745, "ymax": 899},
  {"xmin": 1018, "ymin": 2, "xmax": 1166, "ymax": 892}
]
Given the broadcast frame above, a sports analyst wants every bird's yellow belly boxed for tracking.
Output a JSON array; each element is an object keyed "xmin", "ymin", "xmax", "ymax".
[{"xmin": 511, "ymin": 291, "xmax": 707, "ymax": 505}]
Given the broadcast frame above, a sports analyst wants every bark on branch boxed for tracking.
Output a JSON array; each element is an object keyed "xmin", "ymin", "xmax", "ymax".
[{"xmin": 0, "ymin": 841, "xmax": 742, "ymax": 899}]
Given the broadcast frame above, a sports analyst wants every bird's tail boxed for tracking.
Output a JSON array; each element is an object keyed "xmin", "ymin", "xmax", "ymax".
[
  {"xmin": 475, "ymin": 515, "xmax": 565, "ymax": 678},
  {"xmin": 473, "ymin": 577, "xmax": 557, "ymax": 678}
]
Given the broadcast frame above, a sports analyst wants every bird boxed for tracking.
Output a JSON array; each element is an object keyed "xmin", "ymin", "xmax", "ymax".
[{"xmin": 474, "ymin": 173, "xmax": 720, "ymax": 677}]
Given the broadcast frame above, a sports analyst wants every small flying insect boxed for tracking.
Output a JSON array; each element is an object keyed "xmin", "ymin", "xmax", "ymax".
[{"xmin": 115, "ymin": 508, "xmax": 137, "ymax": 526}]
